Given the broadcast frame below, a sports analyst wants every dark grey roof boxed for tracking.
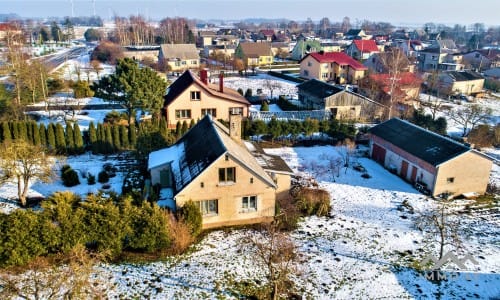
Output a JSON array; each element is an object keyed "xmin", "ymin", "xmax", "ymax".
[
  {"xmin": 445, "ymin": 70, "xmax": 484, "ymax": 82},
  {"xmin": 369, "ymin": 118, "xmax": 470, "ymax": 166},
  {"xmin": 297, "ymin": 79, "xmax": 343, "ymax": 98},
  {"xmin": 245, "ymin": 142, "xmax": 293, "ymax": 174},
  {"xmin": 164, "ymin": 70, "xmax": 194, "ymax": 106}
]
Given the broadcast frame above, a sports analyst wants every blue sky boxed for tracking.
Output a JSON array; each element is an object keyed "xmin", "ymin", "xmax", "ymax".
[{"xmin": 3, "ymin": 0, "xmax": 499, "ymax": 26}]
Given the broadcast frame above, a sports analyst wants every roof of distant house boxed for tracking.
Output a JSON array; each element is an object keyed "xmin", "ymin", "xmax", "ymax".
[
  {"xmin": 297, "ymin": 79, "xmax": 344, "ymax": 98},
  {"xmin": 353, "ymin": 40, "xmax": 379, "ymax": 53},
  {"xmin": 159, "ymin": 43, "xmax": 199, "ymax": 60},
  {"xmin": 304, "ymin": 51, "xmax": 367, "ymax": 70},
  {"xmin": 164, "ymin": 70, "xmax": 250, "ymax": 107},
  {"xmin": 370, "ymin": 72, "xmax": 422, "ymax": 87},
  {"xmin": 238, "ymin": 42, "xmax": 272, "ymax": 58},
  {"xmin": 260, "ymin": 29, "xmax": 275, "ymax": 37},
  {"xmin": 443, "ymin": 70, "xmax": 484, "ymax": 81},
  {"xmin": 369, "ymin": 118, "xmax": 471, "ymax": 166}
]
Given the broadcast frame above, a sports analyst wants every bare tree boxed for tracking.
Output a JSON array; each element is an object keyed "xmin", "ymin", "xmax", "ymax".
[
  {"xmin": 90, "ymin": 59, "xmax": 103, "ymax": 80},
  {"xmin": 0, "ymin": 140, "xmax": 54, "ymax": 207},
  {"xmin": 337, "ymin": 138, "xmax": 356, "ymax": 173},
  {"xmin": 263, "ymin": 79, "xmax": 280, "ymax": 100},
  {"xmin": 448, "ymin": 104, "xmax": 493, "ymax": 136},
  {"xmin": 379, "ymin": 48, "xmax": 409, "ymax": 119}
]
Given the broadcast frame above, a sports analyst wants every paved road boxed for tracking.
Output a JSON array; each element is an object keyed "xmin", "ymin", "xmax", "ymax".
[{"xmin": 35, "ymin": 46, "xmax": 88, "ymax": 72}]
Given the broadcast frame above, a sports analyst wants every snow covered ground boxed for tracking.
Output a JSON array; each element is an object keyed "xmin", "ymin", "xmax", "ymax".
[
  {"xmin": 98, "ymin": 145, "xmax": 500, "ymax": 299},
  {"xmin": 223, "ymin": 73, "xmax": 298, "ymax": 99},
  {"xmin": 56, "ymin": 53, "xmax": 115, "ymax": 82}
]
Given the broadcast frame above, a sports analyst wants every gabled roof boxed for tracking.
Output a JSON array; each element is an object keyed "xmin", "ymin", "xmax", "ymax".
[
  {"xmin": 159, "ymin": 43, "xmax": 199, "ymax": 60},
  {"xmin": 297, "ymin": 79, "xmax": 344, "ymax": 98},
  {"xmin": 370, "ymin": 72, "xmax": 422, "ymax": 87},
  {"xmin": 244, "ymin": 141, "xmax": 294, "ymax": 175},
  {"xmin": 468, "ymin": 49, "xmax": 500, "ymax": 60},
  {"xmin": 369, "ymin": 118, "xmax": 470, "ymax": 166},
  {"xmin": 435, "ymin": 39, "xmax": 457, "ymax": 50},
  {"xmin": 443, "ymin": 70, "xmax": 484, "ymax": 82},
  {"xmin": 148, "ymin": 115, "xmax": 277, "ymax": 196},
  {"xmin": 260, "ymin": 29, "xmax": 275, "ymax": 37},
  {"xmin": 163, "ymin": 70, "xmax": 250, "ymax": 106},
  {"xmin": 238, "ymin": 42, "xmax": 272, "ymax": 58},
  {"xmin": 353, "ymin": 40, "xmax": 379, "ymax": 53},
  {"xmin": 304, "ymin": 51, "xmax": 367, "ymax": 70},
  {"xmin": 346, "ymin": 29, "xmax": 363, "ymax": 36}
]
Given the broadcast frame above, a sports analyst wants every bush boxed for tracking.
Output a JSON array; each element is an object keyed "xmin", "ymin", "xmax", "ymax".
[
  {"xmin": 295, "ymin": 188, "xmax": 330, "ymax": 217},
  {"xmin": 61, "ymin": 165, "xmax": 80, "ymax": 187},
  {"xmin": 90, "ymin": 41, "xmax": 124, "ymax": 64},
  {"xmin": 168, "ymin": 217, "xmax": 194, "ymax": 255},
  {"xmin": 177, "ymin": 200, "xmax": 202, "ymax": 237},
  {"xmin": 87, "ymin": 173, "xmax": 96, "ymax": 185},
  {"xmin": 97, "ymin": 170, "xmax": 109, "ymax": 183},
  {"xmin": 72, "ymin": 80, "xmax": 94, "ymax": 98}
]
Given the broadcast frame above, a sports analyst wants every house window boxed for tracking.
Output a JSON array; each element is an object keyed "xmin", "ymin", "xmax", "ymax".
[
  {"xmin": 192, "ymin": 60, "xmax": 198, "ymax": 64},
  {"xmin": 219, "ymin": 167, "xmax": 236, "ymax": 183},
  {"xmin": 175, "ymin": 109, "xmax": 191, "ymax": 119},
  {"xmin": 182, "ymin": 61, "xmax": 187, "ymax": 65},
  {"xmin": 229, "ymin": 107, "xmax": 243, "ymax": 115},
  {"xmin": 307, "ymin": 61, "xmax": 312, "ymax": 67},
  {"xmin": 175, "ymin": 61, "xmax": 181, "ymax": 67},
  {"xmin": 322, "ymin": 73, "xmax": 328, "ymax": 79},
  {"xmin": 242, "ymin": 195, "xmax": 257, "ymax": 212},
  {"xmin": 198, "ymin": 199, "xmax": 218, "ymax": 216},
  {"xmin": 447, "ymin": 177, "xmax": 455, "ymax": 183},
  {"xmin": 191, "ymin": 91, "xmax": 201, "ymax": 101},
  {"xmin": 201, "ymin": 108, "xmax": 216, "ymax": 117},
  {"xmin": 303, "ymin": 70, "xmax": 309, "ymax": 77}
]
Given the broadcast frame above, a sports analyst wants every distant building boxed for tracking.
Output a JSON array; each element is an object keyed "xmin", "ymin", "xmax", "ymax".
[
  {"xmin": 158, "ymin": 44, "xmax": 200, "ymax": 73},
  {"xmin": 299, "ymin": 51, "xmax": 367, "ymax": 84}
]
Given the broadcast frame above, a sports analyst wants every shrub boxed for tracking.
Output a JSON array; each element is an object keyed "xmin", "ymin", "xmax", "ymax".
[
  {"xmin": 97, "ymin": 170, "xmax": 109, "ymax": 183},
  {"xmin": 276, "ymin": 196, "xmax": 301, "ymax": 231},
  {"xmin": 295, "ymin": 188, "xmax": 330, "ymax": 217},
  {"xmin": 72, "ymin": 80, "xmax": 94, "ymax": 98},
  {"xmin": 168, "ymin": 217, "xmax": 194, "ymax": 254},
  {"xmin": 177, "ymin": 200, "xmax": 202, "ymax": 237},
  {"xmin": 61, "ymin": 165, "xmax": 80, "ymax": 187},
  {"xmin": 87, "ymin": 173, "xmax": 96, "ymax": 185}
]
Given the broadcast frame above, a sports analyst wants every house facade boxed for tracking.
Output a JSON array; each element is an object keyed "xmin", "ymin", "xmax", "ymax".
[
  {"xmin": 299, "ymin": 51, "xmax": 367, "ymax": 84},
  {"xmin": 148, "ymin": 115, "xmax": 292, "ymax": 229},
  {"xmin": 163, "ymin": 70, "xmax": 251, "ymax": 128},
  {"xmin": 369, "ymin": 118, "xmax": 492, "ymax": 198},
  {"xmin": 345, "ymin": 40, "xmax": 380, "ymax": 61},
  {"xmin": 158, "ymin": 43, "xmax": 200, "ymax": 72},
  {"xmin": 462, "ymin": 49, "xmax": 500, "ymax": 71},
  {"xmin": 437, "ymin": 70, "xmax": 485, "ymax": 96},
  {"xmin": 297, "ymin": 79, "xmax": 385, "ymax": 121},
  {"xmin": 234, "ymin": 42, "xmax": 273, "ymax": 68}
]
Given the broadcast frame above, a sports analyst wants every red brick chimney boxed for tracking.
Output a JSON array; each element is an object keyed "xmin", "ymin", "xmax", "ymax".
[
  {"xmin": 200, "ymin": 69, "xmax": 208, "ymax": 85},
  {"xmin": 219, "ymin": 72, "xmax": 224, "ymax": 93}
]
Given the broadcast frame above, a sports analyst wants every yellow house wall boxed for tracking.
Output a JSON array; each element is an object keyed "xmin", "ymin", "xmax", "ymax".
[
  {"xmin": 175, "ymin": 155, "xmax": 277, "ymax": 228},
  {"xmin": 449, "ymin": 79, "xmax": 485, "ymax": 95},
  {"xmin": 167, "ymin": 59, "xmax": 200, "ymax": 72},
  {"xmin": 433, "ymin": 151, "xmax": 492, "ymax": 197},
  {"xmin": 165, "ymin": 81, "xmax": 249, "ymax": 127}
]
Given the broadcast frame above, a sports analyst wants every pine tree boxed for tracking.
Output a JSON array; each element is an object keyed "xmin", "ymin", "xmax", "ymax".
[
  {"xmin": 105, "ymin": 125, "xmax": 113, "ymax": 154},
  {"xmin": 47, "ymin": 123, "xmax": 56, "ymax": 152},
  {"xmin": 129, "ymin": 123, "xmax": 136, "ymax": 149},
  {"xmin": 73, "ymin": 123, "xmax": 84, "ymax": 154},
  {"xmin": 88, "ymin": 122, "xmax": 97, "ymax": 145},
  {"xmin": 1, "ymin": 122, "xmax": 11, "ymax": 144},
  {"xmin": 189, "ymin": 119, "xmax": 195, "ymax": 128},
  {"xmin": 39, "ymin": 123, "xmax": 47, "ymax": 148},
  {"xmin": 65, "ymin": 123, "xmax": 75, "ymax": 154},
  {"xmin": 119, "ymin": 125, "xmax": 129, "ymax": 149},
  {"xmin": 95, "ymin": 123, "xmax": 105, "ymax": 154},
  {"xmin": 112, "ymin": 125, "xmax": 121, "ymax": 151},
  {"xmin": 11, "ymin": 121, "xmax": 19, "ymax": 140},
  {"xmin": 175, "ymin": 121, "xmax": 182, "ymax": 138},
  {"xmin": 18, "ymin": 122, "xmax": 28, "ymax": 142},
  {"xmin": 159, "ymin": 118, "xmax": 168, "ymax": 139},
  {"xmin": 55, "ymin": 123, "xmax": 67, "ymax": 154},
  {"xmin": 181, "ymin": 121, "xmax": 188, "ymax": 135},
  {"xmin": 32, "ymin": 122, "xmax": 41, "ymax": 146},
  {"xmin": 26, "ymin": 121, "xmax": 34, "ymax": 144}
]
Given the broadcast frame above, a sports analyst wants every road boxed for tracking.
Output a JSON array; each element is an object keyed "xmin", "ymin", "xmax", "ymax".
[{"xmin": 35, "ymin": 46, "xmax": 88, "ymax": 73}]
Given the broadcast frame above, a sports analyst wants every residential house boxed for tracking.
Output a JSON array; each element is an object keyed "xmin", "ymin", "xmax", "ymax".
[
  {"xmin": 437, "ymin": 70, "xmax": 485, "ymax": 96},
  {"xmin": 204, "ymin": 44, "xmax": 236, "ymax": 61},
  {"xmin": 162, "ymin": 70, "xmax": 251, "ymax": 128},
  {"xmin": 158, "ymin": 43, "xmax": 200, "ymax": 73},
  {"xmin": 123, "ymin": 45, "xmax": 160, "ymax": 62},
  {"xmin": 367, "ymin": 72, "xmax": 423, "ymax": 102},
  {"xmin": 234, "ymin": 42, "xmax": 273, "ymax": 69},
  {"xmin": 271, "ymin": 42, "xmax": 290, "ymax": 58},
  {"xmin": 148, "ymin": 114, "xmax": 293, "ymax": 229},
  {"xmin": 290, "ymin": 39, "xmax": 321, "ymax": 61},
  {"xmin": 258, "ymin": 29, "xmax": 275, "ymax": 42},
  {"xmin": 392, "ymin": 39, "xmax": 423, "ymax": 58},
  {"xmin": 345, "ymin": 40, "xmax": 380, "ymax": 61},
  {"xmin": 417, "ymin": 39, "xmax": 461, "ymax": 72},
  {"xmin": 299, "ymin": 51, "xmax": 367, "ymax": 84},
  {"xmin": 297, "ymin": 79, "xmax": 385, "ymax": 121},
  {"xmin": 364, "ymin": 49, "xmax": 415, "ymax": 73},
  {"xmin": 197, "ymin": 31, "xmax": 217, "ymax": 48},
  {"xmin": 462, "ymin": 49, "xmax": 500, "ymax": 71},
  {"xmin": 344, "ymin": 29, "xmax": 371, "ymax": 40},
  {"xmin": 369, "ymin": 118, "xmax": 492, "ymax": 198}
]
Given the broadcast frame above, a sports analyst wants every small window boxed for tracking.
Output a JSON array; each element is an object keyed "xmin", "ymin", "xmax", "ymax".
[
  {"xmin": 219, "ymin": 167, "xmax": 236, "ymax": 183},
  {"xmin": 191, "ymin": 91, "xmax": 201, "ymax": 101},
  {"xmin": 175, "ymin": 109, "xmax": 191, "ymax": 119},
  {"xmin": 447, "ymin": 177, "xmax": 455, "ymax": 183},
  {"xmin": 242, "ymin": 195, "xmax": 257, "ymax": 212},
  {"xmin": 198, "ymin": 199, "xmax": 218, "ymax": 215},
  {"xmin": 200, "ymin": 182, "xmax": 204, "ymax": 188},
  {"xmin": 229, "ymin": 107, "xmax": 243, "ymax": 115},
  {"xmin": 250, "ymin": 178, "xmax": 253, "ymax": 184},
  {"xmin": 201, "ymin": 108, "xmax": 216, "ymax": 117}
]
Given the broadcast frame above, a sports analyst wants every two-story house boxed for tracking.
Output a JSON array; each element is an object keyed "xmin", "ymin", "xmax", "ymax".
[
  {"xmin": 345, "ymin": 40, "xmax": 380, "ymax": 61},
  {"xmin": 417, "ymin": 39, "xmax": 461, "ymax": 72},
  {"xmin": 162, "ymin": 70, "xmax": 251, "ymax": 128},
  {"xmin": 299, "ymin": 51, "xmax": 367, "ymax": 84},
  {"xmin": 462, "ymin": 49, "xmax": 500, "ymax": 71},
  {"xmin": 234, "ymin": 42, "xmax": 273, "ymax": 69},
  {"xmin": 158, "ymin": 43, "xmax": 200, "ymax": 73},
  {"xmin": 148, "ymin": 114, "xmax": 293, "ymax": 229}
]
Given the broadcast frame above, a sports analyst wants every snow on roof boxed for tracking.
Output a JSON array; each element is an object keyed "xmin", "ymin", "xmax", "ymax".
[{"xmin": 148, "ymin": 143, "xmax": 185, "ymax": 170}]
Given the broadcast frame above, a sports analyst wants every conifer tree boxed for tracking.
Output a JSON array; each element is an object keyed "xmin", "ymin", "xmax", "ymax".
[
  {"xmin": 47, "ymin": 123, "xmax": 56, "ymax": 152},
  {"xmin": 18, "ymin": 122, "xmax": 28, "ymax": 142},
  {"xmin": 175, "ymin": 121, "xmax": 181, "ymax": 138},
  {"xmin": 129, "ymin": 123, "xmax": 136, "ymax": 149},
  {"xmin": 189, "ymin": 119, "xmax": 195, "ymax": 128},
  {"xmin": 181, "ymin": 120, "xmax": 188, "ymax": 135},
  {"xmin": 1, "ymin": 122, "xmax": 11, "ymax": 144},
  {"xmin": 26, "ymin": 121, "xmax": 33, "ymax": 143},
  {"xmin": 39, "ymin": 123, "xmax": 47, "ymax": 148},
  {"xmin": 159, "ymin": 118, "xmax": 168, "ymax": 139},
  {"xmin": 32, "ymin": 122, "xmax": 41, "ymax": 146},
  {"xmin": 95, "ymin": 123, "xmax": 104, "ymax": 154},
  {"xmin": 119, "ymin": 125, "xmax": 129, "ymax": 149},
  {"xmin": 10, "ymin": 121, "xmax": 18, "ymax": 140},
  {"xmin": 112, "ymin": 125, "xmax": 121, "ymax": 150},
  {"xmin": 105, "ymin": 125, "xmax": 113, "ymax": 154},
  {"xmin": 65, "ymin": 123, "xmax": 75, "ymax": 154},
  {"xmin": 88, "ymin": 122, "xmax": 97, "ymax": 145},
  {"xmin": 73, "ymin": 123, "xmax": 84, "ymax": 154},
  {"xmin": 55, "ymin": 123, "xmax": 67, "ymax": 154}
]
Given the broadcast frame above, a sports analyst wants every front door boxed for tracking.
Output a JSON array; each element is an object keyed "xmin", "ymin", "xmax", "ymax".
[
  {"xmin": 372, "ymin": 144, "xmax": 386, "ymax": 165},
  {"xmin": 400, "ymin": 160, "xmax": 409, "ymax": 180},
  {"xmin": 411, "ymin": 166, "xmax": 418, "ymax": 183}
]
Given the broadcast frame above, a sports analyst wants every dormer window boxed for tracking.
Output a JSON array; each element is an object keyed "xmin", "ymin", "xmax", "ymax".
[{"xmin": 191, "ymin": 91, "xmax": 201, "ymax": 101}]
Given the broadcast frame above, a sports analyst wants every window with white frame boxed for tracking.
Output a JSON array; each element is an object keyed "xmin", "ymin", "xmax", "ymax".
[
  {"xmin": 175, "ymin": 109, "xmax": 191, "ymax": 119},
  {"xmin": 198, "ymin": 199, "xmax": 218, "ymax": 215},
  {"xmin": 191, "ymin": 91, "xmax": 201, "ymax": 101},
  {"xmin": 241, "ymin": 195, "xmax": 257, "ymax": 212},
  {"xmin": 201, "ymin": 108, "xmax": 216, "ymax": 117},
  {"xmin": 219, "ymin": 167, "xmax": 236, "ymax": 184},
  {"xmin": 229, "ymin": 107, "xmax": 243, "ymax": 115}
]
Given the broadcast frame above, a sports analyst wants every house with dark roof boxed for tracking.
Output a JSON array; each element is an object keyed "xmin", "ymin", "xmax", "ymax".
[
  {"xmin": 369, "ymin": 118, "xmax": 492, "ymax": 197},
  {"xmin": 299, "ymin": 51, "xmax": 367, "ymax": 84},
  {"xmin": 345, "ymin": 40, "xmax": 380, "ymax": 60},
  {"xmin": 158, "ymin": 43, "xmax": 200, "ymax": 72},
  {"xmin": 162, "ymin": 70, "xmax": 251, "ymax": 128},
  {"xmin": 234, "ymin": 42, "xmax": 273, "ymax": 68},
  {"xmin": 344, "ymin": 29, "xmax": 371, "ymax": 40},
  {"xmin": 437, "ymin": 70, "xmax": 485, "ymax": 96},
  {"xmin": 462, "ymin": 49, "xmax": 500, "ymax": 71},
  {"xmin": 297, "ymin": 79, "xmax": 385, "ymax": 121},
  {"xmin": 148, "ymin": 114, "xmax": 293, "ymax": 229}
]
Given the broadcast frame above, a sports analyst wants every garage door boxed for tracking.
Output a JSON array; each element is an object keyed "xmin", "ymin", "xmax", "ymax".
[{"xmin": 372, "ymin": 144, "xmax": 386, "ymax": 165}]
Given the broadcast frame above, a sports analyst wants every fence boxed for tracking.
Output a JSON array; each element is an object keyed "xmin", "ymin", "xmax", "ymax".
[{"xmin": 249, "ymin": 110, "xmax": 331, "ymax": 122}]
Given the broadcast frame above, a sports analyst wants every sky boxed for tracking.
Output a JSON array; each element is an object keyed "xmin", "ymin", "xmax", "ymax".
[{"xmin": 2, "ymin": 0, "xmax": 499, "ymax": 27}]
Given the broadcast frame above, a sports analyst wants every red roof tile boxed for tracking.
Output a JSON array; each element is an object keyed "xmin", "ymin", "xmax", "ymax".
[
  {"xmin": 308, "ymin": 52, "xmax": 367, "ymax": 70},
  {"xmin": 353, "ymin": 40, "xmax": 379, "ymax": 53},
  {"xmin": 370, "ymin": 72, "xmax": 422, "ymax": 87}
]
